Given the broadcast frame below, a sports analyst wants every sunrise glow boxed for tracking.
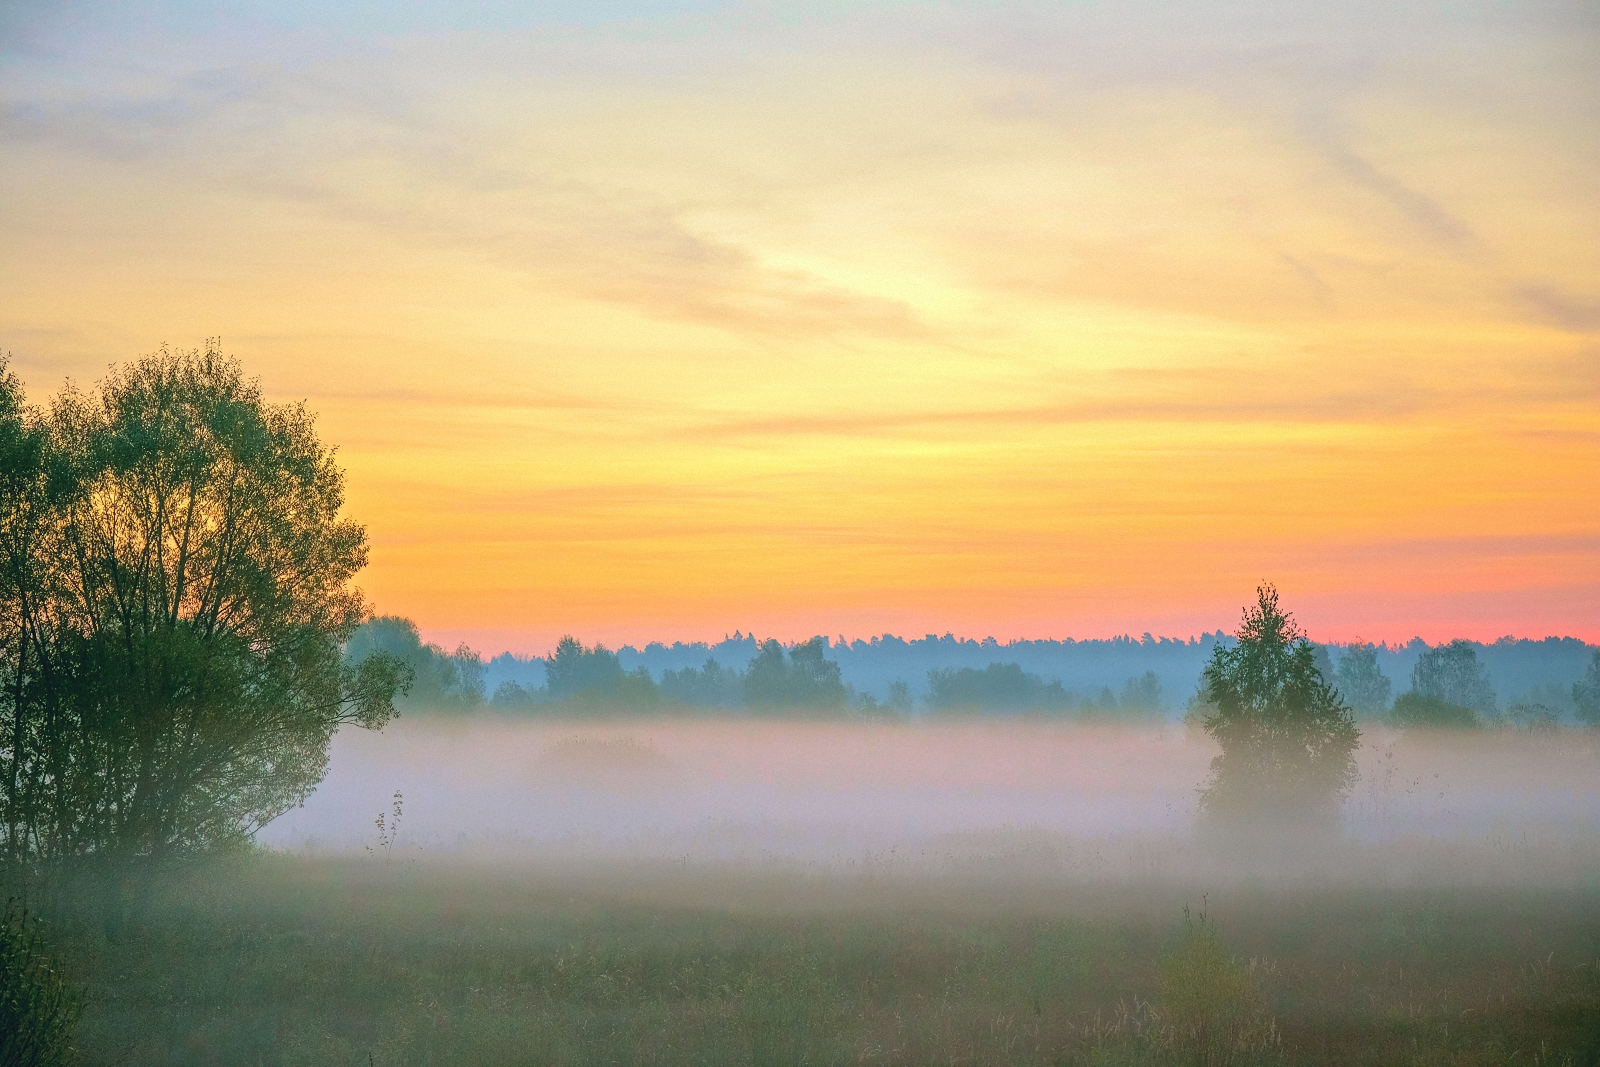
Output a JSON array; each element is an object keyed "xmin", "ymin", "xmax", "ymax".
[{"xmin": 3, "ymin": 1, "xmax": 1596, "ymax": 653}]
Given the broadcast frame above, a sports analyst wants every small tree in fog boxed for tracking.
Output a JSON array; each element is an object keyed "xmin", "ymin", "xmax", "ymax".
[
  {"xmin": 1197, "ymin": 585, "xmax": 1360, "ymax": 832},
  {"xmin": 1120, "ymin": 671, "xmax": 1163, "ymax": 714},
  {"xmin": 1388, "ymin": 692, "xmax": 1478, "ymax": 729},
  {"xmin": 742, "ymin": 637, "xmax": 847, "ymax": 710},
  {"xmin": 1411, "ymin": 640, "xmax": 1496, "ymax": 718},
  {"xmin": 1334, "ymin": 642, "xmax": 1391, "ymax": 715},
  {"xmin": 1573, "ymin": 650, "xmax": 1600, "ymax": 727},
  {"xmin": 346, "ymin": 616, "xmax": 484, "ymax": 709},
  {"xmin": 544, "ymin": 636, "xmax": 659, "ymax": 710}
]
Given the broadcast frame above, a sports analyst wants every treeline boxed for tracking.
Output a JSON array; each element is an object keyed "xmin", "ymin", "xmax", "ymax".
[
  {"xmin": 347, "ymin": 615, "xmax": 1600, "ymax": 723},
  {"xmin": 345, "ymin": 619, "xmax": 871, "ymax": 714},
  {"xmin": 1194, "ymin": 638, "xmax": 1600, "ymax": 730}
]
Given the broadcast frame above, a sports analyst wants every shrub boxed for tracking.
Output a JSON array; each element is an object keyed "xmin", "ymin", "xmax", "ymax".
[
  {"xmin": 1390, "ymin": 692, "xmax": 1478, "ymax": 729},
  {"xmin": 0, "ymin": 900, "xmax": 82, "ymax": 1067},
  {"xmin": 1155, "ymin": 907, "xmax": 1278, "ymax": 1067}
]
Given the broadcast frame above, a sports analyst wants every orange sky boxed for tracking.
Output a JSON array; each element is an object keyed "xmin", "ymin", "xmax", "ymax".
[{"xmin": 2, "ymin": 1, "xmax": 1596, "ymax": 654}]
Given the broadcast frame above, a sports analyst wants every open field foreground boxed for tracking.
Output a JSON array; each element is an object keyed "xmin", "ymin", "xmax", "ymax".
[
  {"xmin": 22, "ymin": 719, "xmax": 1600, "ymax": 1067},
  {"xmin": 37, "ymin": 853, "xmax": 1600, "ymax": 1067}
]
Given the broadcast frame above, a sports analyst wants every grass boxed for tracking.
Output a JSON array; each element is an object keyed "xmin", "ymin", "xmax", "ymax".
[{"xmin": 25, "ymin": 852, "xmax": 1600, "ymax": 1066}]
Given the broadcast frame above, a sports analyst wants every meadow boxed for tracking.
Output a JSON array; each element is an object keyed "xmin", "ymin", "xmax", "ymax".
[
  {"xmin": 31, "ymin": 718, "xmax": 1600, "ymax": 1066},
  {"xmin": 40, "ymin": 849, "xmax": 1600, "ymax": 1066}
]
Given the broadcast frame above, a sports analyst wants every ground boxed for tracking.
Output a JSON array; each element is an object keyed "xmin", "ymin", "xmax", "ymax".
[{"xmin": 34, "ymin": 851, "xmax": 1600, "ymax": 1066}]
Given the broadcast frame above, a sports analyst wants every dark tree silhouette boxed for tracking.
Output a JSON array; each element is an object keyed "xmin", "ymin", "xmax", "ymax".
[
  {"xmin": 925, "ymin": 662, "xmax": 1071, "ymax": 712},
  {"xmin": 742, "ymin": 637, "xmax": 846, "ymax": 710},
  {"xmin": 1389, "ymin": 692, "xmax": 1478, "ymax": 729},
  {"xmin": 1572, "ymin": 650, "xmax": 1600, "ymax": 726},
  {"xmin": 544, "ymin": 636, "xmax": 659, "ymax": 710},
  {"xmin": 346, "ymin": 615, "xmax": 484, "ymax": 709},
  {"xmin": 1411, "ymin": 639, "xmax": 1497, "ymax": 717},
  {"xmin": 0, "ymin": 345, "xmax": 406, "ymax": 865},
  {"xmin": 1333, "ymin": 641, "xmax": 1392, "ymax": 715},
  {"xmin": 1198, "ymin": 585, "xmax": 1360, "ymax": 832}
]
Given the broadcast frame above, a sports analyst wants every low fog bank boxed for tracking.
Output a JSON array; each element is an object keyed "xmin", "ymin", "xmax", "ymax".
[{"xmin": 260, "ymin": 718, "xmax": 1600, "ymax": 885}]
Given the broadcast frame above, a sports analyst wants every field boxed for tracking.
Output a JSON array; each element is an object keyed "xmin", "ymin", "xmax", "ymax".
[
  {"xmin": 22, "ymin": 720, "xmax": 1600, "ymax": 1065},
  {"xmin": 27, "ymin": 848, "xmax": 1600, "ymax": 1067}
]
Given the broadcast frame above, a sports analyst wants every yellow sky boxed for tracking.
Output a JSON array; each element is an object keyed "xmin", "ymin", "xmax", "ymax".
[{"xmin": 2, "ymin": 2, "xmax": 1596, "ymax": 652}]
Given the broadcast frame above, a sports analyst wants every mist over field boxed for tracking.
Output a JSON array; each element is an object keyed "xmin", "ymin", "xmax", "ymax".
[{"xmin": 264, "ymin": 716, "xmax": 1600, "ymax": 885}]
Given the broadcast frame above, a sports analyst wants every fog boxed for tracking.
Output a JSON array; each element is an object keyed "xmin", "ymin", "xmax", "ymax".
[{"xmin": 262, "ymin": 716, "xmax": 1600, "ymax": 886}]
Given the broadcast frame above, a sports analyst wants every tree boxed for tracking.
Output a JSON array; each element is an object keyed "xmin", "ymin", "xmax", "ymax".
[
  {"xmin": 0, "ymin": 344, "xmax": 406, "ymax": 865},
  {"xmin": 742, "ymin": 637, "xmax": 846, "ymax": 710},
  {"xmin": 925, "ymin": 662, "xmax": 1071, "ymax": 713},
  {"xmin": 544, "ymin": 636, "xmax": 659, "ymax": 710},
  {"xmin": 1119, "ymin": 671, "xmax": 1163, "ymax": 714},
  {"xmin": 345, "ymin": 615, "xmax": 484, "ymax": 709},
  {"xmin": 1389, "ymin": 692, "xmax": 1477, "ymax": 729},
  {"xmin": 1197, "ymin": 585, "xmax": 1360, "ymax": 831},
  {"xmin": 1574, "ymin": 650, "xmax": 1600, "ymax": 727},
  {"xmin": 1334, "ymin": 642, "xmax": 1391, "ymax": 715},
  {"xmin": 1410, "ymin": 640, "xmax": 1496, "ymax": 717},
  {"xmin": 659, "ymin": 658, "xmax": 742, "ymax": 708}
]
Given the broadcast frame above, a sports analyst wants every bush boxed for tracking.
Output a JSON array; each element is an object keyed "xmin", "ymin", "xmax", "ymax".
[
  {"xmin": 1390, "ymin": 692, "xmax": 1478, "ymax": 729},
  {"xmin": 0, "ymin": 900, "xmax": 82, "ymax": 1067},
  {"xmin": 1155, "ymin": 907, "xmax": 1278, "ymax": 1066}
]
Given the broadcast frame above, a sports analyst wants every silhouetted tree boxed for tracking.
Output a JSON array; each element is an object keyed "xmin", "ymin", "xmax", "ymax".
[
  {"xmin": 545, "ymin": 636, "xmax": 659, "ymax": 710},
  {"xmin": 346, "ymin": 616, "xmax": 483, "ymax": 709},
  {"xmin": 1334, "ymin": 642, "xmax": 1391, "ymax": 715},
  {"xmin": 1411, "ymin": 639, "xmax": 1496, "ymax": 717},
  {"xmin": 886, "ymin": 678, "xmax": 913, "ymax": 713},
  {"xmin": 1506, "ymin": 702, "xmax": 1559, "ymax": 732},
  {"xmin": 1389, "ymin": 692, "xmax": 1478, "ymax": 729},
  {"xmin": 1574, "ymin": 650, "xmax": 1600, "ymax": 727},
  {"xmin": 925, "ymin": 662, "xmax": 1071, "ymax": 713},
  {"xmin": 1119, "ymin": 671, "xmax": 1163, "ymax": 714},
  {"xmin": 1197, "ymin": 585, "xmax": 1360, "ymax": 833},
  {"xmin": 0, "ymin": 345, "xmax": 406, "ymax": 865},
  {"xmin": 490, "ymin": 680, "xmax": 539, "ymax": 708},
  {"xmin": 742, "ymin": 637, "xmax": 847, "ymax": 710},
  {"xmin": 659, "ymin": 658, "xmax": 742, "ymax": 708}
]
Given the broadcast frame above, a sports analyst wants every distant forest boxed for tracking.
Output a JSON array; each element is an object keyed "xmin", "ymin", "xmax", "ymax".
[{"xmin": 345, "ymin": 618, "xmax": 1600, "ymax": 724}]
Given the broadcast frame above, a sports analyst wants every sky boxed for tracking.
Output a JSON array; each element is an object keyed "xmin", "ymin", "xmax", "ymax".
[{"xmin": 2, "ymin": 0, "xmax": 1596, "ymax": 654}]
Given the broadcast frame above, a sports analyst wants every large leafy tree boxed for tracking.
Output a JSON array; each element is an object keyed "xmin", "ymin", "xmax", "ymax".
[
  {"xmin": 1198, "ymin": 585, "xmax": 1360, "ymax": 829},
  {"xmin": 0, "ymin": 344, "xmax": 406, "ymax": 864}
]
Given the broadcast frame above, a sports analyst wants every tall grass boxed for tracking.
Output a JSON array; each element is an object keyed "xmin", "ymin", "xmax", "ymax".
[
  {"xmin": 33, "ymin": 854, "xmax": 1600, "ymax": 1066},
  {"xmin": 1, "ymin": 899, "xmax": 83, "ymax": 1067}
]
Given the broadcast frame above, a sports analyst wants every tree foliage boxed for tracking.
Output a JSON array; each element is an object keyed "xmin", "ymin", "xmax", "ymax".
[
  {"xmin": 1334, "ymin": 642, "xmax": 1391, "ymax": 715},
  {"xmin": 659, "ymin": 658, "xmax": 742, "ymax": 708},
  {"xmin": 0, "ymin": 345, "xmax": 405, "ymax": 865},
  {"xmin": 346, "ymin": 615, "xmax": 483, "ymax": 709},
  {"xmin": 1573, "ymin": 650, "xmax": 1600, "ymax": 727},
  {"xmin": 1389, "ymin": 692, "xmax": 1478, "ymax": 729},
  {"xmin": 926, "ymin": 662, "xmax": 1071, "ymax": 712},
  {"xmin": 742, "ymin": 637, "xmax": 847, "ymax": 710},
  {"xmin": 1410, "ymin": 639, "xmax": 1496, "ymax": 717},
  {"xmin": 544, "ymin": 636, "xmax": 659, "ymax": 710},
  {"xmin": 1198, "ymin": 585, "xmax": 1360, "ymax": 826}
]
